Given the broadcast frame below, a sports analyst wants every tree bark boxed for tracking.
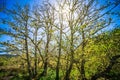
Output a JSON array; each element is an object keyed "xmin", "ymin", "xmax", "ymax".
[
  {"xmin": 34, "ymin": 27, "xmax": 38, "ymax": 77},
  {"xmin": 91, "ymin": 55, "xmax": 120, "ymax": 80},
  {"xmin": 64, "ymin": 19, "xmax": 74, "ymax": 80},
  {"xmin": 55, "ymin": 15, "xmax": 63, "ymax": 80},
  {"xmin": 25, "ymin": 22, "xmax": 32, "ymax": 80},
  {"xmin": 80, "ymin": 29, "xmax": 86, "ymax": 80}
]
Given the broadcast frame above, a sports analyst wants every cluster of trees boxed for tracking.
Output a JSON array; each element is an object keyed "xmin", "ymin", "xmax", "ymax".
[{"xmin": 0, "ymin": 0, "xmax": 120, "ymax": 80}]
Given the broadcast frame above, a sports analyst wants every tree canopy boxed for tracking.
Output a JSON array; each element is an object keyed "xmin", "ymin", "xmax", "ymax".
[{"xmin": 0, "ymin": 0, "xmax": 120, "ymax": 80}]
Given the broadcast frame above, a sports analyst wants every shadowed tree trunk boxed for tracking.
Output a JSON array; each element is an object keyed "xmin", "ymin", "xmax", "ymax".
[
  {"xmin": 25, "ymin": 21, "xmax": 32, "ymax": 80},
  {"xmin": 91, "ymin": 55, "xmax": 120, "ymax": 80},
  {"xmin": 80, "ymin": 29, "xmax": 86, "ymax": 80},
  {"xmin": 64, "ymin": 17, "xmax": 74, "ymax": 80},
  {"xmin": 33, "ymin": 27, "xmax": 38, "ymax": 77},
  {"xmin": 40, "ymin": 24, "xmax": 50, "ymax": 77},
  {"xmin": 55, "ymin": 7, "xmax": 63, "ymax": 80}
]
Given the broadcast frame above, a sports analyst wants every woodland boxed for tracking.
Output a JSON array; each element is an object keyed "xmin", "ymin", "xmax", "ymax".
[{"xmin": 0, "ymin": 0, "xmax": 120, "ymax": 80}]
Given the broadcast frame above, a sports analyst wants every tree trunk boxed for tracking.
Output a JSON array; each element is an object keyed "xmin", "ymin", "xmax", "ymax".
[
  {"xmin": 91, "ymin": 55, "xmax": 120, "ymax": 80},
  {"xmin": 81, "ymin": 59, "xmax": 86, "ymax": 80},
  {"xmin": 55, "ymin": 9, "xmax": 63, "ymax": 80},
  {"xmin": 34, "ymin": 27, "xmax": 38, "ymax": 77},
  {"xmin": 40, "ymin": 24, "xmax": 50, "ymax": 77},
  {"xmin": 55, "ymin": 25, "xmax": 62, "ymax": 80},
  {"xmin": 80, "ymin": 29, "xmax": 86, "ymax": 80},
  {"xmin": 64, "ymin": 21, "xmax": 74, "ymax": 80},
  {"xmin": 25, "ymin": 23, "xmax": 32, "ymax": 80},
  {"xmin": 64, "ymin": 60, "xmax": 73, "ymax": 80}
]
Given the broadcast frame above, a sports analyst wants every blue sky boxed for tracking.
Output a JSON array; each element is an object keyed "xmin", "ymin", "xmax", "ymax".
[
  {"xmin": 0, "ymin": 0, "xmax": 34, "ymax": 54},
  {"xmin": 0, "ymin": 0, "xmax": 45, "ymax": 54},
  {"xmin": 0, "ymin": 0, "xmax": 36, "ymax": 40},
  {"xmin": 0, "ymin": 0, "xmax": 120, "ymax": 54}
]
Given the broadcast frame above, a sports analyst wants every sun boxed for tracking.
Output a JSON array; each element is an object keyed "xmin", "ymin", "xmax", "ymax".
[
  {"xmin": 55, "ymin": 2, "xmax": 70, "ymax": 20},
  {"xmin": 61, "ymin": 4, "xmax": 70, "ymax": 19}
]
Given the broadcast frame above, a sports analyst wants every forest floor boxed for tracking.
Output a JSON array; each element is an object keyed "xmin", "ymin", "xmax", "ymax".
[{"xmin": 0, "ymin": 67, "xmax": 27, "ymax": 80}]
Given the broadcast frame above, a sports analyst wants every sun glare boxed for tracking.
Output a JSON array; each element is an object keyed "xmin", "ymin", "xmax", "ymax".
[{"xmin": 55, "ymin": 3, "xmax": 70, "ymax": 20}]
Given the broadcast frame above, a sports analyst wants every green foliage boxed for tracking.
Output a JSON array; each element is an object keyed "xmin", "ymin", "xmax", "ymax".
[
  {"xmin": 0, "ymin": 0, "xmax": 120, "ymax": 79},
  {"xmin": 40, "ymin": 68, "xmax": 56, "ymax": 80},
  {"xmin": 88, "ymin": 28, "xmax": 120, "ymax": 79}
]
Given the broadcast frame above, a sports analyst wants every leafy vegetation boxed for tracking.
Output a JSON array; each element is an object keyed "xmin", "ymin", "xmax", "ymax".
[{"xmin": 0, "ymin": 0, "xmax": 120, "ymax": 80}]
